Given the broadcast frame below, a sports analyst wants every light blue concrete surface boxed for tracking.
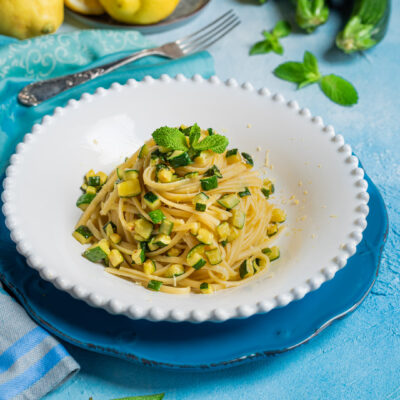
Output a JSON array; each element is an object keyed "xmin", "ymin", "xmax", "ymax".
[{"xmin": 47, "ymin": 1, "xmax": 400, "ymax": 399}]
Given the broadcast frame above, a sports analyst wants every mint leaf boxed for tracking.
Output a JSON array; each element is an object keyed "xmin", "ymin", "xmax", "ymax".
[
  {"xmin": 112, "ymin": 394, "xmax": 165, "ymax": 400},
  {"xmin": 193, "ymin": 134, "xmax": 229, "ymax": 153},
  {"xmin": 189, "ymin": 123, "xmax": 201, "ymax": 147},
  {"xmin": 250, "ymin": 21, "xmax": 290, "ymax": 56},
  {"xmin": 303, "ymin": 51, "xmax": 319, "ymax": 75},
  {"xmin": 273, "ymin": 20, "xmax": 291, "ymax": 38},
  {"xmin": 274, "ymin": 62, "xmax": 307, "ymax": 85},
  {"xmin": 152, "ymin": 127, "xmax": 188, "ymax": 151},
  {"xmin": 250, "ymin": 40, "xmax": 272, "ymax": 55},
  {"xmin": 320, "ymin": 74, "xmax": 358, "ymax": 106}
]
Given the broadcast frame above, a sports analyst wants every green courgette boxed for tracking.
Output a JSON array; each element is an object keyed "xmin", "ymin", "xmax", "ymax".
[{"xmin": 336, "ymin": 0, "xmax": 390, "ymax": 53}]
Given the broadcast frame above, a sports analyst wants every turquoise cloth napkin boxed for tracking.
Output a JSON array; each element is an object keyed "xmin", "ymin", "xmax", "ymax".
[
  {"xmin": 0, "ymin": 29, "xmax": 214, "ymax": 400},
  {"xmin": 0, "ymin": 29, "xmax": 215, "ymax": 173}
]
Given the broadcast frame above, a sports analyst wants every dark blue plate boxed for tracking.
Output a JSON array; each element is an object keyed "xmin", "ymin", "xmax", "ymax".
[{"xmin": 0, "ymin": 170, "xmax": 388, "ymax": 371}]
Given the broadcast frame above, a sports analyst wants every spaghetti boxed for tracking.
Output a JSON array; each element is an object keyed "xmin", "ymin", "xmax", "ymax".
[{"xmin": 73, "ymin": 125, "xmax": 285, "ymax": 294}]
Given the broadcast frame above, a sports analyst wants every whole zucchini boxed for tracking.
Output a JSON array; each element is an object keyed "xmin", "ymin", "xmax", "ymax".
[
  {"xmin": 336, "ymin": 0, "xmax": 391, "ymax": 53},
  {"xmin": 296, "ymin": 0, "xmax": 330, "ymax": 33}
]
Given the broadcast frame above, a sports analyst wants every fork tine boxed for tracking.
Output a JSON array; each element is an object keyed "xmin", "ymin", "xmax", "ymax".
[
  {"xmin": 182, "ymin": 19, "xmax": 241, "ymax": 55},
  {"xmin": 179, "ymin": 13, "xmax": 239, "ymax": 51},
  {"xmin": 176, "ymin": 9, "xmax": 234, "ymax": 45}
]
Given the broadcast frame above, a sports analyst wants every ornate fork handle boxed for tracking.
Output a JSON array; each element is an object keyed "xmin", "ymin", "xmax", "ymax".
[{"xmin": 18, "ymin": 48, "xmax": 161, "ymax": 106}]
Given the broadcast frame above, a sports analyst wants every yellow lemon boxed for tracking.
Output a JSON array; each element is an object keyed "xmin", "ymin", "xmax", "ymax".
[
  {"xmin": 65, "ymin": 0, "xmax": 105, "ymax": 15},
  {"xmin": 0, "ymin": 0, "xmax": 63, "ymax": 39},
  {"xmin": 99, "ymin": 0, "xmax": 180, "ymax": 25}
]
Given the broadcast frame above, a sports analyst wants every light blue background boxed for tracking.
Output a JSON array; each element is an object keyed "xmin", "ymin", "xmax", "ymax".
[{"xmin": 47, "ymin": 0, "xmax": 400, "ymax": 399}]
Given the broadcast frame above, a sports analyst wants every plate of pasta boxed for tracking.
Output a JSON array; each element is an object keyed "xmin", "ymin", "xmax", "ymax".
[{"xmin": 2, "ymin": 75, "xmax": 369, "ymax": 322}]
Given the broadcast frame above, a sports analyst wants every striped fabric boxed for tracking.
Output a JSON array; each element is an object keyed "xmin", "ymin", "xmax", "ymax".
[{"xmin": 0, "ymin": 283, "xmax": 79, "ymax": 400}]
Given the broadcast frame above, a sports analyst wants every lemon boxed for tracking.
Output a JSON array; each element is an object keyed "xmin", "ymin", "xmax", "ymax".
[
  {"xmin": 99, "ymin": 0, "xmax": 180, "ymax": 25},
  {"xmin": 65, "ymin": 0, "xmax": 105, "ymax": 15},
  {"xmin": 0, "ymin": 0, "xmax": 63, "ymax": 39}
]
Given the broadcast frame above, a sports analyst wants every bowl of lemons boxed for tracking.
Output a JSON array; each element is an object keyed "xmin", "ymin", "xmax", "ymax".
[{"xmin": 65, "ymin": 0, "xmax": 211, "ymax": 33}]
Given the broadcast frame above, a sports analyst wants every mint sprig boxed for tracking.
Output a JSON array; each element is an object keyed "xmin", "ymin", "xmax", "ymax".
[
  {"xmin": 250, "ymin": 20, "xmax": 291, "ymax": 56},
  {"xmin": 152, "ymin": 125, "xmax": 228, "ymax": 154},
  {"xmin": 273, "ymin": 51, "xmax": 358, "ymax": 106},
  {"xmin": 152, "ymin": 127, "xmax": 188, "ymax": 151}
]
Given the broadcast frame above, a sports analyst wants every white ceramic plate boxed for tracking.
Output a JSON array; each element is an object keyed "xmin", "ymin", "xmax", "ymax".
[{"xmin": 2, "ymin": 75, "xmax": 369, "ymax": 323}]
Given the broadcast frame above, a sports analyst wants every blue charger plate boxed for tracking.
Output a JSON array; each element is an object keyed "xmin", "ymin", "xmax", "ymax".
[{"xmin": 0, "ymin": 170, "xmax": 388, "ymax": 371}]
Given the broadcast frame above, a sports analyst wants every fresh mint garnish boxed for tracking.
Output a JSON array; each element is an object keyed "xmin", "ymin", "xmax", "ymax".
[
  {"xmin": 192, "ymin": 134, "xmax": 229, "ymax": 154},
  {"xmin": 273, "ymin": 51, "xmax": 358, "ymax": 106},
  {"xmin": 153, "ymin": 124, "xmax": 228, "ymax": 154},
  {"xmin": 152, "ymin": 127, "xmax": 188, "ymax": 151},
  {"xmin": 250, "ymin": 20, "xmax": 291, "ymax": 56}
]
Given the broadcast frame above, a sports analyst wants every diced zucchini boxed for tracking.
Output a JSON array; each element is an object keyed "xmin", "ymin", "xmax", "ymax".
[
  {"xmin": 158, "ymin": 146, "xmax": 171, "ymax": 153},
  {"xmin": 187, "ymin": 244, "xmax": 206, "ymax": 269},
  {"xmin": 123, "ymin": 169, "xmax": 139, "ymax": 181},
  {"xmin": 147, "ymin": 279, "xmax": 162, "ymax": 291},
  {"xmin": 205, "ymin": 248, "xmax": 222, "ymax": 265},
  {"xmin": 226, "ymin": 149, "xmax": 241, "ymax": 164},
  {"xmin": 189, "ymin": 222, "xmax": 200, "ymax": 236},
  {"xmin": 267, "ymin": 223, "xmax": 278, "ymax": 237},
  {"xmin": 252, "ymin": 259, "xmax": 260, "ymax": 274},
  {"xmin": 87, "ymin": 175, "xmax": 101, "ymax": 187},
  {"xmin": 201, "ymin": 176, "xmax": 218, "ymax": 191},
  {"xmin": 205, "ymin": 165, "xmax": 222, "ymax": 178},
  {"xmin": 109, "ymin": 249, "xmax": 124, "ymax": 267},
  {"xmin": 132, "ymin": 248, "xmax": 146, "ymax": 265},
  {"xmin": 149, "ymin": 209, "xmax": 165, "ymax": 224},
  {"xmin": 239, "ymin": 259, "xmax": 254, "ymax": 279},
  {"xmin": 207, "ymin": 128, "xmax": 215, "ymax": 136},
  {"xmin": 156, "ymin": 164, "xmax": 174, "ymax": 183},
  {"xmin": 194, "ymin": 151, "xmax": 212, "ymax": 166},
  {"xmin": 179, "ymin": 125, "xmax": 191, "ymax": 135},
  {"xmin": 110, "ymin": 233, "xmax": 122, "ymax": 244},
  {"xmin": 238, "ymin": 187, "xmax": 251, "ymax": 197},
  {"xmin": 143, "ymin": 192, "xmax": 161, "ymax": 210},
  {"xmin": 167, "ymin": 150, "xmax": 192, "ymax": 168},
  {"xmin": 81, "ymin": 183, "xmax": 88, "ymax": 192},
  {"xmin": 167, "ymin": 247, "xmax": 182, "ymax": 257},
  {"xmin": 143, "ymin": 259, "xmax": 156, "ymax": 275},
  {"xmin": 73, "ymin": 225, "xmax": 93, "ymax": 244},
  {"xmin": 134, "ymin": 218, "xmax": 153, "ymax": 240},
  {"xmin": 76, "ymin": 193, "xmax": 96, "ymax": 211},
  {"xmin": 262, "ymin": 179, "xmax": 275, "ymax": 199},
  {"xmin": 139, "ymin": 241, "xmax": 148, "ymax": 251},
  {"xmin": 217, "ymin": 222, "xmax": 230, "ymax": 242},
  {"xmin": 193, "ymin": 192, "xmax": 209, "ymax": 212},
  {"xmin": 97, "ymin": 171, "xmax": 107, "ymax": 185},
  {"xmin": 271, "ymin": 208, "xmax": 286, "ymax": 223},
  {"xmin": 197, "ymin": 228, "xmax": 214, "ymax": 245},
  {"xmin": 254, "ymin": 257, "xmax": 267, "ymax": 268},
  {"xmin": 139, "ymin": 144, "xmax": 149, "ymax": 159},
  {"xmin": 86, "ymin": 186, "xmax": 97, "ymax": 195},
  {"xmin": 159, "ymin": 220, "xmax": 174, "ymax": 235},
  {"xmin": 185, "ymin": 172, "xmax": 199, "ymax": 179},
  {"xmin": 241, "ymin": 152, "xmax": 254, "ymax": 168},
  {"xmin": 85, "ymin": 169, "xmax": 95, "ymax": 182},
  {"xmin": 116, "ymin": 168, "xmax": 124, "ymax": 179},
  {"xmin": 227, "ymin": 227, "xmax": 240, "ymax": 242},
  {"xmin": 165, "ymin": 264, "xmax": 185, "ymax": 278},
  {"xmin": 218, "ymin": 194, "xmax": 240, "ymax": 210},
  {"xmin": 154, "ymin": 234, "xmax": 171, "ymax": 248},
  {"xmin": 103, "ymin": 221, "xmax": 117, "ymax": 237},
  {"xmin": 231, "ymin": 209, "xmax": 246, "ymax": 229},
  {"xmin": 84, "ymin": 239, "xmax": 110, "ymax": 263},
  {"xmin": 133, "ymin": 233, "xmax": 146, "ymax": 242},
  {"xmin": 150, "ymin": 149, "xmax": 165, "ymax": 165},
  {"xmin": 262, "ymin": 246, "xmax": 280, "ymax": 261},
  {"xmin": 200, "ymin": 282, "xmax": 213, "ymax": 294},
  {"xmin": 117, "ymin": 179, "xmax": 141, "ymax": 198},
  {"xmin": 148, "ymin": 237, "xmax": 159, "ymax": 251},
  {"xmin": 171, "ymin": 174, "xmax": 183, "ymax": 182}
]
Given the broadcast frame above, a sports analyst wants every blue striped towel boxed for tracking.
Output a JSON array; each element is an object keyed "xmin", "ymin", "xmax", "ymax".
[{"xmin": 0, "ymin": 283, "xmax": 79, "ymax": 400}]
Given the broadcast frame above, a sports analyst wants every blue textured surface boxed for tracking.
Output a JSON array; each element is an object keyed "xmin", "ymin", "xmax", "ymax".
[{"xmin": 11, "ymin": 0, "xmax": 400, "ymax": 398}]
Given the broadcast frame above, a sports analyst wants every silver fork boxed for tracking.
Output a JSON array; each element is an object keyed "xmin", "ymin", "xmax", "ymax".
[{"xmin": 18, "ymin": 10, "xmax": 240, "ymax": 107}]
